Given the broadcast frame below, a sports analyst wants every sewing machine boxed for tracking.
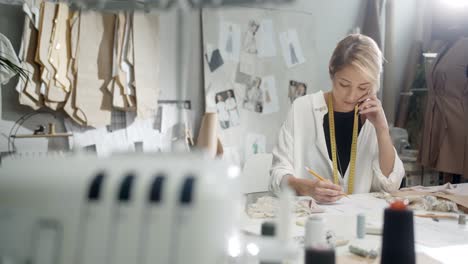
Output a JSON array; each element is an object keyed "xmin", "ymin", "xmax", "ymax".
[{"xmin": 0, "ymin": 153, "xmax": 242, "ymax": 264}]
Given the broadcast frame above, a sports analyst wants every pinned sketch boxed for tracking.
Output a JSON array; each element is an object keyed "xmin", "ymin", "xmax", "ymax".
[
  {"xmin": 260, "ymin": 75, "xmax": 279, "ymax": 114},
  {"xmin": 245, "ymin": 133, "xmax": 266, "ymax": 159},
  {"xmin": 215, "ymin": 89, "xmax": 240, "ymax": 129},
  {"xmin": 288, "ymin": 80, "xmax": 307, "ymax": 103},
  {"xmin": 242, "ymin": 20, "xmax": 260, "ymax": 54},
  {"xmin": 242, "ymin": 76, "xmax": 263, "ymax": 113},
  {"xmin": 256, "ymin": 20, "xmax": 277, "ymax": 58},
  {"xmin": 219, "ymin": 21, "xmax": 241, "ymax": 62},
  {"xmin": 279, "ymin": 29, "xmax": 306, "ymax": 68},
  {"xmin": 223, "ymin": 146, "xmax": 242, "ymax": 168},
  {"xmin": 239, "ymin": 52, "xmax": 257, "ymax": 75},
  {"xmin": 235, "ymin": 63, "xmax": 251, "ymax": 85},
  {"xmin": 204, "ymin": 43, "xmax": 224, "ymax": 72}
]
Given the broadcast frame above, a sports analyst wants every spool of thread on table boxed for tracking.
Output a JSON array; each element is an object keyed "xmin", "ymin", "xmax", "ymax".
[
  {"xmin": 459, "ymin": 215, "xmax": 466, "ymax": 225},
  {"xmin": 381, "ymin": 201, "xmax": 415, "ymax": 264},
  {"xmin": 304, "ymin": 216, "xmax": 335, "ymax": 264},
  {"xmin": 357, "ymin": 213, "xmax": 366, "ymax": 239},
  {"xmin": 305, "ymin": 216, "xmax": 326, "ymax": 248},
  {"xmin": 48, "ymin": 123, "xmax": 56, "ymax": 135}
]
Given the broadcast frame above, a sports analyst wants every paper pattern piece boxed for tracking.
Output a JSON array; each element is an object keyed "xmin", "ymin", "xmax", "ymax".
[
  {"xmin": 75, "ymin": 11, "xmax": 114, "ymax": 127},
  {"xmin": 215, "ymin": 89, "xmax": 240, "ymax": 130},
  {"xmin": 279, "ymin": 29, "xmax": 306, "ymax": 68},
  {"xmin": 256, "ymin": 20, "xmax": 277, "ymax": 58},
  {"xmin": 219, "ymin": 21, "xmax": 241, "ymax": 62},
  {"xmin": 133, "ymin": 13, "xmax": 160, "ymax": 119},
  {"xmin": 260, "ymin": 75, "xmax": 279, "ymax": 114},
  {"xmin": 245, "ymin": 133, "xmax": 266, "ymax": 159}
]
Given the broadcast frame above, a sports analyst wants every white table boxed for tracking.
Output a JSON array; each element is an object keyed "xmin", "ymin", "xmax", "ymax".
[{"xmin": 240, "ymin": 187, "xmax": 468, "ymax": 264}]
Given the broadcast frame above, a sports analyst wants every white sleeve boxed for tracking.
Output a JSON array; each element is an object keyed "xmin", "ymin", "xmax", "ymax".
[
  {"xmin": 370, "ymin": 139, "xmax": 405, "ymax": 193},
  {"xmin": 269, "ymin": 106, "xmax": 295, "ymax": 195}
]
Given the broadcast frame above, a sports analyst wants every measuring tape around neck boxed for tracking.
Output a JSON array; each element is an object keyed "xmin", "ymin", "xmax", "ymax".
[{"xmin": 327, "ymin": 94, "xmax": 358, "ymax": 194}]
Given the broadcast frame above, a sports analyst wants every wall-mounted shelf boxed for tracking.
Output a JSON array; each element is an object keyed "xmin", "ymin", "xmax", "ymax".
[{"xmin": 11, "ymin": 133, "xmax": 73, "ymax": 139}]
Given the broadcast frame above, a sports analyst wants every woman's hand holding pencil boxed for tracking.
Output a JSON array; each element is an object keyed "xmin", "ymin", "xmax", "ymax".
[
  {"xmin": 286, "ymin": 168, "xmax": 345, "ymax": 203},
  {"xmin": 305, "ymin": 167, "xmax": 350, "ymax": 199}
]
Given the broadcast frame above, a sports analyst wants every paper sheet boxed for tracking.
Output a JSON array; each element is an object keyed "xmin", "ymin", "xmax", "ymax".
[
  {"xmin": 242, "ymin": 76, "xmax": 263, "ymax": 113},
  {"xmin": 279, "ymin": 29, "xmax": 306, "ymax": 68},
  {"xmin": 260, "ymin": 75, "xmax": 279, "ymax": 114},
  {"xmin": 219, "ymin": 21, "xmax": 241, "ymax": 62},
  {"xmin": 205, "ymin": 43, "xmax": 224, "ymax": 72},
  {"xmin": 245, "ymin": 133, "xmax": 266, "ymax": 160},
  {"xmin": 75, "ymin": 11, "xmax": 114, "ymax": 127},
  {"xmin": 95, "ymin": 128, "xmax": 134, "ymax": 157},
  {"xmin": 215, "ymin": 89, "xmax": 240, "ymax": 129},
  {"xmin": 242, "ymin": 19, "xmax": 260, "ymax": 55},
  {"xmin": 288, "ymin": 80, "xmax": 307, "ymax": 103},
  {"xmin": 256, "ymin": 19, "xmax": 277, "ymax": 58},
  {"xmin": 414, "ymin": 216, "xmax": 468, "ymax": 247},
  {"xmin": 239, "ymin": 52, "xmax": 257, "ymax": 76},
  {"xmin": 64, "ymin": 118, "xmax": 107, "ymax": 148},
  {"xmin": 133, "ymin": 13, "xmax": 160, "ymax": 119}
]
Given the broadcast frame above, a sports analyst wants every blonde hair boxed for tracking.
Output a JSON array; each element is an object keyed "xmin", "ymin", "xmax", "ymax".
[{"xmin": 328, "ymin": 34, "xmax": 383, "ymax": 91}]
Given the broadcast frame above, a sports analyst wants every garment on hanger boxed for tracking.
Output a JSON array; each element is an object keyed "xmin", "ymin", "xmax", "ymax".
[
  {"xmin": 0, "ymin": 33, "xmax": 20, "ymax": 85},
  {"xmin": 419, "ymin": 38, "xmax": 468, "ymax": 179}
]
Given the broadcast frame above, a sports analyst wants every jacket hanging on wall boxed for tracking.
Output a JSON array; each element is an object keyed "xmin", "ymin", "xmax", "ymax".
[{"xmin": 419, "ymin": 37, "xmax": 468, "ymax": 179}]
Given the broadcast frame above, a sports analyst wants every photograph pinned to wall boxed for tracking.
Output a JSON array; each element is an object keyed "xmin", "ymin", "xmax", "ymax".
[
  {"xmin": 288, "ymin": 80, "xmax": 307, "ymax": 103},
  {"xmin": 245, "ymin": 133, "xmax": 266, "ymax": 160},
  {"xmin": 219, "ymin": 21, "xmax": 241, "ymax": 62},
  {"xmin": 204, "ymin": 43, "xmax": 224, "ymax": 72},
  {"xmin": 242, "ymin": 76, "xmax": 263, "ymax": 113},
  {"xmin": 256, "ymin": 19, "xmax": 277, "ymax": 58},
  {"xmin": 215, "ymin": 89, "xmax": 240, "ymax": 129},
  {"xmin": 260, "ymin": 75, "xmax": 279, "ymax": 114},
  {"xmin": 279, "ymin": 29, "xmax": 306, "ymax": 68},
  {"xmin": 242, "ymin": 20, "xmax": 260, "ymax": 54}
]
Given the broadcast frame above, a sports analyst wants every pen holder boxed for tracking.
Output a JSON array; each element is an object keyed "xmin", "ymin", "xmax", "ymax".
[{"xmin": 381, "ymin": 201, "xmax": 415, "ymax": 264}]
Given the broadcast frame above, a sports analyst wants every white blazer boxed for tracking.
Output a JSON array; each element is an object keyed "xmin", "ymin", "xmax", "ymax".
[{"xmin": 270, "ymin": 91, "xmax": 405, "ymax": 195}]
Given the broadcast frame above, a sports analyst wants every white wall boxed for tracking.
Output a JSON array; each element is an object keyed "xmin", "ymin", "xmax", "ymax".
[{"xmin": 383, "ymin": 0, "xmax": 421, "ymax": 124}]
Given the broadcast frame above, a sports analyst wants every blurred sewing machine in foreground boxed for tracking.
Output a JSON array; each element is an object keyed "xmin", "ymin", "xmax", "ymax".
[{"xmin": 0, "ymin": 153, "xmax": 243, "ymax": 264}]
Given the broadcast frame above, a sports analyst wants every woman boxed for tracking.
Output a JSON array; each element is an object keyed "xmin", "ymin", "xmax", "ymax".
[{"xmin": 270, "ymin": 34, "xmax": 404, "ymax": 203}]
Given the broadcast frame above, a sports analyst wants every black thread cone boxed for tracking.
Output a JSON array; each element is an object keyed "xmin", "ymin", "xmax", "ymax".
[
  {"xmin": 381, "ymin": 207, "xmax": 415, "ymax": 264},
  {"xmin": 305, "ymin": 248, "xmax": 335, "ymax": 264}
]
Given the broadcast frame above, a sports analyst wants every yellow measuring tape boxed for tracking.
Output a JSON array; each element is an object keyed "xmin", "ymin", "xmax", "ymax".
[{"xmin": 327, "ymin": 94, "xmax": 358, "ymax": 194}]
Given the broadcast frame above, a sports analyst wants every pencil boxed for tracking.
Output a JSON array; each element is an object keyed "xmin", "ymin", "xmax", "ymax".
[{"xmin": 304, "ymin": 166, "xmax": 350, "ymax": 198}]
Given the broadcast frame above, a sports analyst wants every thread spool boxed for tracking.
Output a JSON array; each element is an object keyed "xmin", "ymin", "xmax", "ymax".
[
  {"xmin": 305, "ymin": 216, "xmax": 326, "ymax": 248},
  {"xmin": 459, "ymin": 215, "xmax": 466, "ymax": 225},
  {"xmin": 48, "ymin": 123, "xmax": 56, "ymax": 135},
  {"xmin": 381, "ymin": 201, "xmax": 415, "ymax": 264},
  {"xmin": 305, "ymin": 248, "xmax": 335, "ymax": 264},
  {"xmin": 357, "ymin": 213, "xmax": 366, "ymax": 239}
]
